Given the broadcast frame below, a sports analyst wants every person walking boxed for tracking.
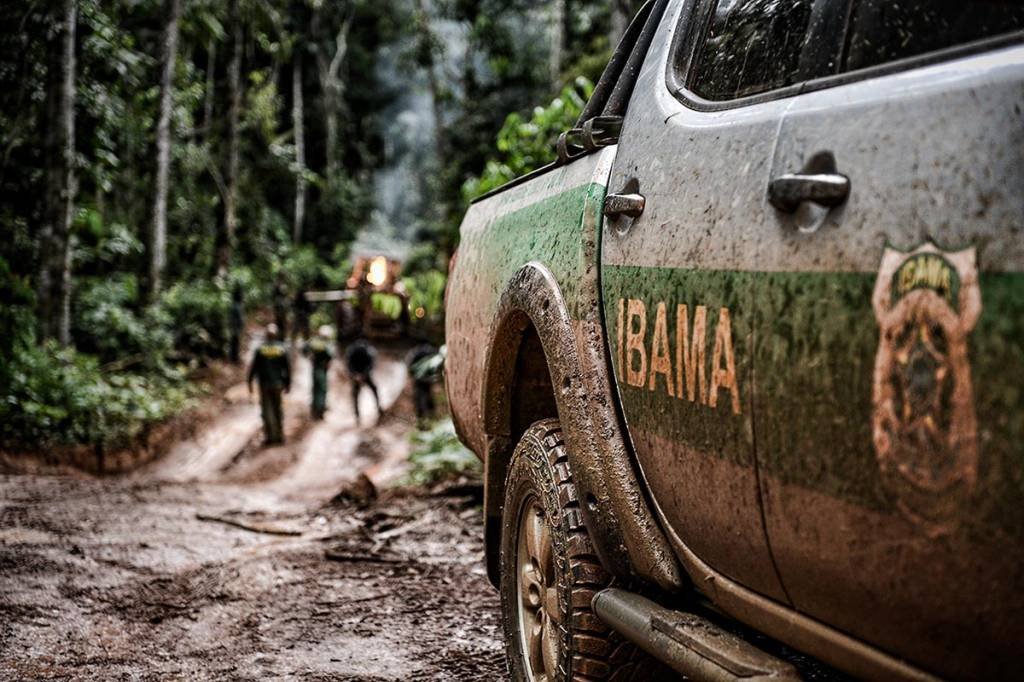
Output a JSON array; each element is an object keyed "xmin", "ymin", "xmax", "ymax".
[
  {"xmin": 248, "ymin": 323, "xmax": 291, "ymax": 445},
  {"xmin": 344, "ymin": 336, "xmax": 381, "ymax": 425},
  {"xmin": 406, "ymin": 341, "xmax": 441, "ymax": 424},
  {"xmin": 304, "ymin": 325, "xmax": 334, "ymax": 420}
]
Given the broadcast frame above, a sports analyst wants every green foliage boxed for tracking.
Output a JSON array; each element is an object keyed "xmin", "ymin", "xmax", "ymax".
[
  {"xmin": 306, "ymin": 174, "xmax": 372, "ymax": 258},
  {"xmin": 225, "ymin": 264, "xmax": 262, "ymax": 308},
  {"xmin": 0, "ymin": 257, "xmax": 36, "ymax": 379},
  {"xmin": 370, "ymin": 292, "xmax": 404, "ymax": 319},
  {"xmin": 402, "ymin": 242, "xmax": 445, "ymax": 277},
  {"xmin": 308, "ymin": 307, "xmax": 334, "ymax": 333},
  {"xmin": 1, "ymin": 339, "xmax": 194, "ymax": 449},
  {"xmin": 402, "ymin": 269, "xmax": 447, "ymax": 322},
  {"xmin": 405, "ymin": 418, "xmax": 481, "ymax": 486},
  {"xmin": 461, "ymin": 77, "xmax": 593, "ymax": 201},
  {"xmin": 75, "ymin": 217, "xmax": 145, "ymax": 270},
  {"xmin": 2, "ymin": 254, "xmax": 196, "ymax": 449},
  {"xmin": 0, "ymin": 0, "xmax": 622, "ymax": 456},
  {"xmin": 227, "ymin": 243, "xmax": 350, "ymax": 310},
  {"xmin": 246, "ymin": 70, "xmax": 282, "ymax": 144},
  {"xmin": 320, "ymin": 244, "xmax": 356, "ymax": 290},
  {"xmin": 73, "ymin": 274, "xmax": 173, "ymax": 363},
  {"xmin": 156, "ymin": 279, "xmax": 231, "ymax": 358},
  {"xmin": 277, "ymin": 245, "xmax": 335, "ymax": 291}
]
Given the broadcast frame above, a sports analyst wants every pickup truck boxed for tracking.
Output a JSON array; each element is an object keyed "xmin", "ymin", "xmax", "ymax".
[{"xmin": 445, "ymin": 1, "xmax": 1024, "ymax": 679}]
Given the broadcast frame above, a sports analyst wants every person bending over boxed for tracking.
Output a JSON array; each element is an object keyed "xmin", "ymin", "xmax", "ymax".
[{"xmin": 345, "ymin": 336, "xmax": 381, "ymax": 425}]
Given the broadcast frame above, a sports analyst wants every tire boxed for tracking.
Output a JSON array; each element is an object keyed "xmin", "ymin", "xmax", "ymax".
[{"xmin": 500, "ymin": 419, "xmax": 657, "ymax": 682}]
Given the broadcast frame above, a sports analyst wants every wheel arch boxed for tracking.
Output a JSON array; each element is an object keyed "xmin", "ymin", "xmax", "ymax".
[
  {"xmin": 480, "ymin": 262, "xmax": 684, "ymax": 592},
  {"xmin": 480, "ymin": 286, "xmax": 560, "ymax": 587}
]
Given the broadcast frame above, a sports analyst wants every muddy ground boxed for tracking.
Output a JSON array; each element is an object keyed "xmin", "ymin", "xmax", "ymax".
[{"xmin": 0, "ymin": 351, "xmax": 507, "ymax": 681}]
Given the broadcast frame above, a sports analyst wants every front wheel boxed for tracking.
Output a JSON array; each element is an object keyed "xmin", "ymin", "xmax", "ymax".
[{"xmin": 500, "ymin": 419, "xmax": 646, "ymax": 681}]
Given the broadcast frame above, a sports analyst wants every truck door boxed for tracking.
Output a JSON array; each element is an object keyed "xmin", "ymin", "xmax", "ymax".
[
  {"xmin": 600, "ymin": 0, "xmax": 793, "ymax": 602},
  {"xmin": 749, "ymin": 4, "xmax": 1024, "ymax": 677}
]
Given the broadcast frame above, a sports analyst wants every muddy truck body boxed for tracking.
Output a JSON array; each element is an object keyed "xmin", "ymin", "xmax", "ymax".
[{"xmin": 445, "ymin": 1, "xmax": 1024, "ymax": 679}]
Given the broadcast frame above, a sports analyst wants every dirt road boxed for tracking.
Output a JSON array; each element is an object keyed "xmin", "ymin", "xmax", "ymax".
[{"xmin": 0, "ymin": 353, "xmax": 506, "ymax": 680}]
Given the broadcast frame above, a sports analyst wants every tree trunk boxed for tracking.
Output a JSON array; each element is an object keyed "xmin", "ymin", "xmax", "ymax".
[
  {"xmin": 203, "ymin": 39, "xmax": 216, "ymax": 141},
  {"xmin": 292, "ymin": 50, "xmax": 306, "ymax": 244},
  {"xmin": 549, "ymin": 0, "xmax": 566, "ymax": 86},
  {"xmin": 610, "ymin": 0, "xmax": 630, "ymax": 47},
  {"xmin": 148, "ymin": 0, "xmax": 182, "ymax": 298},
  {"xmin": 37, "ymin": 0, "xmax": 77, "ymax": 346},
  {"xmin": 323, "ymin": 89, "xmax": 339, "ymax": 183},
  {"xmin": 315, "ymin": 8, "xmax": 353, "ymax": 185},
  {"xmin": 217, "ymin": 0, "xmax": 242, "ymax": 274},
  {"xmin": 414, "ymin": 0, "xmax": 445, "ymax": 164}
]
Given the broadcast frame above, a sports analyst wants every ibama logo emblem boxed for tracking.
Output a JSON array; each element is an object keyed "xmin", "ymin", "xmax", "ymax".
[{"xmin": 871, "ymin": 242, "xmax": 981, "ymax": 533}]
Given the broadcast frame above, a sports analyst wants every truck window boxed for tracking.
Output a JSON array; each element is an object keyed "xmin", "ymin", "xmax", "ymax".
[
  {"xmin": 681, "ymin": 0, "xmax": 1024, "ymax": 106},
  {"xmin": 689, "ymin": 0, "xmax": 819, "ymax": 101},
  {"xmin": 842, "ymin": 0, "xmax": 1024, "ymax": 72}
]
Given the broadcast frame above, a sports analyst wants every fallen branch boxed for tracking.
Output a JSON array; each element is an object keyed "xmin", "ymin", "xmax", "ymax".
[
  {"xmin": 195, "ymin": 512, "xmax": 303, "ymax": 536},
  {"xmin": 315, "ymin": 592, "xmax": 391, "ymax": 606},
  {"xmin": 323, "ymin": 549, "xmax": 408, "ymax": 565},
  {"xmin": 373, "ymin": 513, "xmax": 435, "ymax": 541}
]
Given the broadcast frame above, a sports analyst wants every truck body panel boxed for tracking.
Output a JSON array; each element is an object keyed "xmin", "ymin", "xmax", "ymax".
[
  {"xmin": 600, "ymin": 0, "xmax": 1024, "ymax": 675},
  {"xmin": 446, "ymin": 148, "xmax": 616, "ymax": 458},
  {"xmin": 601, "ymin": 0, "xmax": 791, "ymax": 603},
  {"xmin": 755, "ymin": 45, "xmax": 1024, "ymax": 678}
]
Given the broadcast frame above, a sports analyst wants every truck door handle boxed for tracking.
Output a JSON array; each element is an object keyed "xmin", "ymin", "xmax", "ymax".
[
  {"xmin": 604, "ymin": 193, "xmax": 646, "ymax": 219},
  {"xmin": 767, "ymin": 173, "xmax": 849, "ymax": 213}
]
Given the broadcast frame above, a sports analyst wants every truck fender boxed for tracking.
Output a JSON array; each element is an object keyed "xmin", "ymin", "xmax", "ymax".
[{"xmin": 481, "ymin": 261, "xmax": 684, "ymax": 592}]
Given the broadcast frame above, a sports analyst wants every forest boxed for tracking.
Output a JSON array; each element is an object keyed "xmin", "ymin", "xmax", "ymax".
[{"xmin": 0, "ymin": 0, "xmax": 641, "ymax": 452}]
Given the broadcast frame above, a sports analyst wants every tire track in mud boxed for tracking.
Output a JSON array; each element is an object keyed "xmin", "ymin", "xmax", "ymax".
[{"xmin": 0, "ymin": 351, "xmax": 507, "ymax": 681}]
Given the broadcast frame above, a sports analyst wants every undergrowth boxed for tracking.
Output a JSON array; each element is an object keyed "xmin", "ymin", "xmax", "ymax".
[{"xmin": 405, "ymin": 418, "xmax": 481, "ymax": 486}]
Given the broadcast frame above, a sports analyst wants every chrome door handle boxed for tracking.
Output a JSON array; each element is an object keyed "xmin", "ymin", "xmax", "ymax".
[
  {"xmin": 768, "ymin": 173, "xmax": 849, "ymax": 213},
  {"xmin": 604, "ymin": 192, "xmax": 646, "ymax": 219}
]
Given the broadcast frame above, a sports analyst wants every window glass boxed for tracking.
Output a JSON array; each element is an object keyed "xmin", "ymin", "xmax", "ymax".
[
  {"xmin": 689, "ymin": 0, "xmax": 817, "ymax": 100},
  {"xmin": 844, "ymin": 0, "xmax": 1024, "ymax": 72}
]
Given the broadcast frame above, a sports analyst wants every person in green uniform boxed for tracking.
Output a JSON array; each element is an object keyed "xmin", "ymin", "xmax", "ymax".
[
  {"xmin": 303, "ymin": 325, "xmax": 334, "ymax": 420},
  {"xmin": 248, "ymin": 323, "xmax": 291, "ymax": 445}
]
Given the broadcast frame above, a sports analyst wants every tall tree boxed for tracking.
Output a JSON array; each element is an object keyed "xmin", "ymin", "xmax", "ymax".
[
  {"xmin": 37, "ymin": 0, "xmax": 77, "ymax": 345},
  {"xmin": 148, "ymin": 0, "xmax": 182, "ymax": 297},
  {"xmin": 292, "ymin": 47, "xmax": 306, "ymax": 243},
  {"xmin": 610, "ymin": 0, "xmax": 629, "ymax": 45},
  {"xmin": 203, "ymin": 39, "xmax": 216, "ymax": 142},
  {"xmin": 314, "ymin": 3, "xmax": 353, "ymax": 184},
  {"xmin": 217, "ymin": 0, "xmax": 243, "ymax": 274},
  {"xmin": 549, "ymin": 0, "xmax": 566, "ymax": 85},
  {"xmin": 414, "ymin": 0, "xmax": 445, "ymax": 164}
]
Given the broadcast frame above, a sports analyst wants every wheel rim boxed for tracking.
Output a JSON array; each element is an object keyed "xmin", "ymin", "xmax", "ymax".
[{"xmin": 516, "ymin": 495, "xmax": 560, "ymax": 682}]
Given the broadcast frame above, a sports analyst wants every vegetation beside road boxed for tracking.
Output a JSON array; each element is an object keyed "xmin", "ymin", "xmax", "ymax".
[
  {"xmin": 406, "ymin": 418, "xmax": 481, "ymax": 486},
  {"xmin": 0, "ymin": 0, "xmax": 642, "ymax": 454}
]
